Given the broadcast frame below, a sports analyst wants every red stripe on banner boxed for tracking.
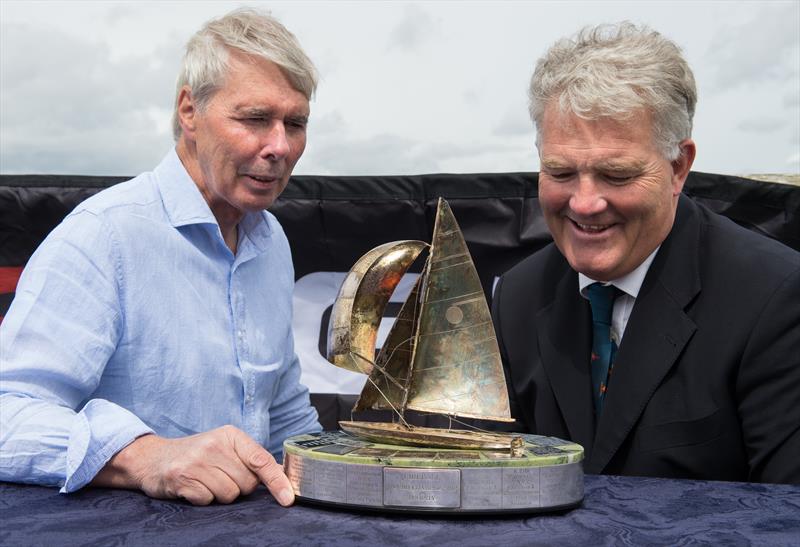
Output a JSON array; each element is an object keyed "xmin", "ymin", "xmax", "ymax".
[{"xmin": 0, "ymin": 266, "xmax": 24, "ymax": 293}]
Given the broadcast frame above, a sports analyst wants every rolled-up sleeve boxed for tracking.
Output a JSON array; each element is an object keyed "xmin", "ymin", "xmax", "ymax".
[{"xmin": 0, "ymin": 211, "xmax": 153, "ymax": 491}]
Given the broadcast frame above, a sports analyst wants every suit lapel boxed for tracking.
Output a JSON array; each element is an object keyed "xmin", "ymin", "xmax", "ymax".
[
  {"xmin": 537, "ymin": 270, "xmax": 596, "ymax": 453},
  {"xmin": 588, "ymin": 195, "xmax": 702, "ymax": 473}
]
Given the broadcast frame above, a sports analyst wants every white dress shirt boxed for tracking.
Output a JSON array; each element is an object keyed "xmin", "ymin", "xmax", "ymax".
[{"xmin": 578, "ymin": 247, "xmax": 660, "ymax": 345}]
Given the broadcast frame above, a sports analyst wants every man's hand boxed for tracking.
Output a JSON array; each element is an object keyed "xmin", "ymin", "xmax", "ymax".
[{"xmin": 91, "ymin": 425, "xmax": 295, "ymax": 506}]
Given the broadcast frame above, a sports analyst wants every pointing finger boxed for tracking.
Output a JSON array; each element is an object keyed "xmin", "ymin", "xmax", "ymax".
[{"xmin": 232, "ymin": 430, "xmax": 295, "ymax": 507}]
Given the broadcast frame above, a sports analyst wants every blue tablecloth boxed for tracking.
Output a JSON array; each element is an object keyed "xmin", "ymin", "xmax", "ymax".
[{"xmin": 1, "ymin": 474, "xmax": 798, "ymax": 546}]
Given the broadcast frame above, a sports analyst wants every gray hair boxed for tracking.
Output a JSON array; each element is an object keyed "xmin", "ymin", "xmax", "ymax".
[
  {"xmin": 172, "ymin": 7, "xmax": 318, "ymax": 140},
  {"xmin": 529, "ymin": 22, "xmax": 697, "ymax": 160}
]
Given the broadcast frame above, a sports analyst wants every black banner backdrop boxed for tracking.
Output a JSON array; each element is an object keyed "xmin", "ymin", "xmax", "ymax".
[
  {"xmin": 4, "ymin": 171, "xmax": 798, "ymax": 277},
  {"xmin": 2, "ymin": 172, "xmax": 799, "ymax": 427}
]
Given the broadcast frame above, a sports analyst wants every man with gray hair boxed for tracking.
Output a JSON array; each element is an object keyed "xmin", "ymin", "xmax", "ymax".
[
  {"xmin": 1, "ymin": 8, "xmax": 321, "ymax": 505},
  {"xmin": 492, "ymin": 23, "xmax": 799, "ymax": 483}
]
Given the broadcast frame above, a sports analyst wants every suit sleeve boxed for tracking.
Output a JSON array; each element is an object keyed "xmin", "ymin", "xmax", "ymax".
[
  {"xmin": 491, "ymin": 274, "xmax": 528, "ymax": 433},
  {"xmin": 737, "ymin": 266, "xmax": 800, "ymax": 484}
]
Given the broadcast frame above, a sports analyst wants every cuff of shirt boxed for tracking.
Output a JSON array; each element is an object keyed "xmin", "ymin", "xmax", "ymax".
[{"xmin": 60, "ymin": 399, "xmax": 154, "ymax": 493}]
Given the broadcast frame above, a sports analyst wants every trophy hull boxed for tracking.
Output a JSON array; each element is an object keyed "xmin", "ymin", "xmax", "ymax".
[
  {"xmin": 283, "ymin": 430, "xmax": 584, "ymax": 514},
  {"xmin": 338, "ymin": 420, "xmax": 521, "ymax": 451}
]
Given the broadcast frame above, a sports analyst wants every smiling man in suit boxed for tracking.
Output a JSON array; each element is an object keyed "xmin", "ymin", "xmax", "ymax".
[{"xmin": 492, "ymin": 22, "xmax": 800, "ymax": 483}]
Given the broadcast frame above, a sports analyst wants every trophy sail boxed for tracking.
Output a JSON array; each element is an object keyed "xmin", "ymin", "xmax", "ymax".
[
  {"xmin": 405, "ymin": 198, "xmax": 513, "ymax": 422},
  {"xmin": 353, "ymin": 275, "xmax": 423, "ymax": 412}
]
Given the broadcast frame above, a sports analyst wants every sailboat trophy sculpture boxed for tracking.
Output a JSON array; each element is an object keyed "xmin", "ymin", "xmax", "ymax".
[
  {"xmin": 328, "ymin": 198, "xmax": 520, "ymax": 452},
  {"xmin": 284, "ymin": 198, "xmax": 584, "ymax": 513}
]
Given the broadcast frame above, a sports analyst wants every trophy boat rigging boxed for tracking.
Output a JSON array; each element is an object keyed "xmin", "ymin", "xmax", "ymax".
[{"xmin": 327, "ymin": 198, "xmax": 522, "ymax": 454}]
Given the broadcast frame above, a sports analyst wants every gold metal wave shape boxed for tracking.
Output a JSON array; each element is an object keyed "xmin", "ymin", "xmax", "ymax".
[{"xmin": 327, "ymin": 240, "xmax": 427, "ymax": 375}]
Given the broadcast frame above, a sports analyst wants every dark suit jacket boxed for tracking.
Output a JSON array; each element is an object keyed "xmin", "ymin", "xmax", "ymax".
[{"xmin": 492, "ymin": 194, "xmax": 800, "ymax": 484}]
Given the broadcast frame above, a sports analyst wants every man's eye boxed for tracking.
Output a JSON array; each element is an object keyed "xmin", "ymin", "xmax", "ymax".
[
  {"xmin": 604, "ymin": 174, "xmax": 634, "ymax": 184},
  {"xmin": 286, "ymin": 120, "xmax": 307, "ymax": 130},
  {"xmin": 548, "ymin": 172, "xmax": 573, "ymax": 181}
]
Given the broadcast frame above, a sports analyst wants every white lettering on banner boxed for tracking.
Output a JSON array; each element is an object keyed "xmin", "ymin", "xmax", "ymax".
[{"xmin": 291, "ymin": 271, "xmax": 420, "ymax": 395}]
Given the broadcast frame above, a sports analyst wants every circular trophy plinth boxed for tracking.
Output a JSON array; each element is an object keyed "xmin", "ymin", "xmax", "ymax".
[{"xmin": 283, "ymin": 430, "xmax": 584, "ymax": 514}]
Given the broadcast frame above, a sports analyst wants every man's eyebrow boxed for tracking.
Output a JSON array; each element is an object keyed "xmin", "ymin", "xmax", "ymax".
[
  {"xmin": 540, "ymin": 157, "xmax": 648, "ymax": 172},
  {"xmin": 234, "ymin": 107, "xmax": 308, "ymax": 123},
  {"xmin": 596, "ymin": 160, "xmax": 647, "ymax": 172},
  {"xmin": 235, "ymin": 107, "xmax": 273, "ymax": 117},
  {"xmin": 540, "ymin": 158, "xmax": 571, "ymax": 170}
]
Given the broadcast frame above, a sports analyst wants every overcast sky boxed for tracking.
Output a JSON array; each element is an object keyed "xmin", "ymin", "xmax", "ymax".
[{"xmin": 1, "ymin": 0, "xmax": 798, "ymax": 178}]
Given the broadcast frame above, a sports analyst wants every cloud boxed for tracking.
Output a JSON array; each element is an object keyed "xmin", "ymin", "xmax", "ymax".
[
  {"xmin": 737, "ymin": 117, "xmax": 788, "ymax": 133},
  {"xmin": 301, "ymin": 133, "xmax": 442, "ymax": 175},
  {"xmin": 103, "ymin": 3, "xmax": 138, "ymax": 24},
  {"xmin": 492, "ymin": 108, "xmax": 534, "ymax": 137},
  {"xmin": 462, "ymin": 90, "xmax": 481, "ymax": 105},
  {"xmin": 784, "ymin": 90, "xmax": 800, "ymax": 108},
  {"xmin": 308, "ymin": 109, "xmax": 348, "ymax": 136},
  {"xmin": 386, "ymin": 4, "xmax": 440, "ymax": 52},
  {"xmin": 706, "ymin": 3, "xmax": 800, "ymax": 89},
  {"xmin": 1, "ymin": 1, "xmax": 795, "ymax": 179},
  {"xmin": 298, "ymin": 129, "xmax": 529, "ymax": 176},
  {"xmin": 0, "ymin": 21, "xmax": 179, "ymax": 174}
]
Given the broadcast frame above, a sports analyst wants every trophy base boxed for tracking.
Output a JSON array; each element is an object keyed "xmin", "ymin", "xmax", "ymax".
[{"xmin": 283, "ymin": 430, "xmax": 584, "ymax": 514}]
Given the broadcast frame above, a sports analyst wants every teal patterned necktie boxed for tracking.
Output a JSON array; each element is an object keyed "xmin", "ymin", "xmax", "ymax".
[{"xmin": 587, "ymin": 282, "xmax": 618, "ymax": 418}]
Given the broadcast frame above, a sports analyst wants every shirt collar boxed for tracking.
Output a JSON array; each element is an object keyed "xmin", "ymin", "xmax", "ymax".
[
  {"xmin": 579, "ymin": 246, "xmax": 660, "ymax": 299},
  {"xmin": 238, "ymin": 210, "xmax": 274, "ymax": 255},
  {"xmin": 153, "ymin": 148, "xmax": 273, "ymax": 248},
  {"xmin": 154, "ymin": 148, "xmax": 218, "ymax": 228}
]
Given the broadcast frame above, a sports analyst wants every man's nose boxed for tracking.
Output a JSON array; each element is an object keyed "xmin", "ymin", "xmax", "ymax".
[
  {"xmin": 569, "ymin": 175, "xmax": 607, "ymax": 216},
  {"xmin": 259, "ymin": 122, "xmax": 290, "ymax": 160}
]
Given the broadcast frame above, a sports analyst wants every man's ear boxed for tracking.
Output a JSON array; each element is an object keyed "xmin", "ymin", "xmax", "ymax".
[
  {"xmin": 670, "ymin": 138, "xmax": 696, "ymax": 196},
  {"xmin": 176, "ymin": 86, "xmax": 198, "ymax": 139}
]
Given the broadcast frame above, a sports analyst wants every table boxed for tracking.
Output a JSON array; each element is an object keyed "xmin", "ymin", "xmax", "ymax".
[{"xmin": 1, "ymin": 475, "xmax": 798, "ymax": 546}]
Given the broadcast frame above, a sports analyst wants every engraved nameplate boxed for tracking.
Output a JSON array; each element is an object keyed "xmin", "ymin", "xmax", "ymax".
[
  {"xmin": 314, "ymin": 459, "xmax": 346, "ymax": 502},
  {"xmin": 461, "ymin": 468, "xmax": 503, "ymax": 509},
  {"xmin": 383, "ymin": 468, "xmax": 461, "ymax": 508},
  {"xmin": 502, "ymin": 467, "xmax": 541, "ymax": 508},
  {"xmin": 284, "ymin": 454, "xmax": 313, "ymax": 498},
  {"xmin": 346, "ymin": 464, "xmax": 383, "ymax": 506},
  {"xmin": 539, "ymin": 462, "xmax": 584, "ymax": 507}
]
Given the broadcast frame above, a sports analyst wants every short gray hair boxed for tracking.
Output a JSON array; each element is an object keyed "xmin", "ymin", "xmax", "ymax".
[
  {"xmin": 172, "ymin": 7, "xmax": 318, "ymax": 140},
  {"xmin": 529, "ymin": 22, "xmax": 697, "ymax": 160}
]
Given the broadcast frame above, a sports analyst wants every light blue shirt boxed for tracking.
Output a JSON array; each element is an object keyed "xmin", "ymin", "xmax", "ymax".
[{"xmin": 0, "ymin": 149, "xmax": 321, "ymax": 492}]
